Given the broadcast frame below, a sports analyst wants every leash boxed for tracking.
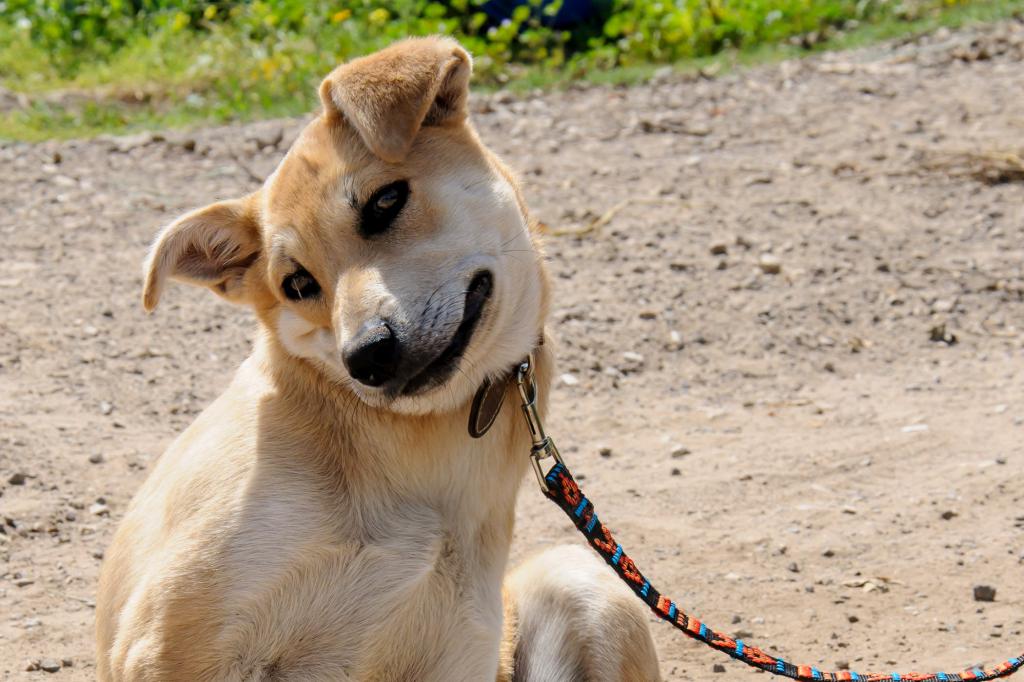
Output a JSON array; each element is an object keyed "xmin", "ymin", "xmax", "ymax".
[{"xmin": 509, "ymin": 354, "xmax": 1024, "ymax": 682}]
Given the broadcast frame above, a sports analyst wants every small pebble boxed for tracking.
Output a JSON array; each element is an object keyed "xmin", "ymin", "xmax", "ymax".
[
  {"xmin": 670, "ymin": 445, "xmax": 691, "ymax": 458},
  {"xmin": 670, "ymin": 468, "xmax": 681, "ymax": 476},
  {"xmin": 558, "ymin": 373, "xmax": 579, "ymax": 387},
  {"xmin": 929, "ymin": 323, "xmax": 957, "ymax": 345},
  {"xmin": 100, "ymin": 401, "xmax": 114, "ymax": 415},
  {"xmin": 787, "ymin": 562, "xmax": 800, "ymax": 573},
  {"xmin": 598, "ymin": 446, "xmax": 613, "ymax": 458},
  {"xmin": 758, "ymin": 253, "xmax": 782, "ymax": 274},
  {"xmin": 39, "ymin": 659, "xmax": 61, "ymax": 673},
  {"xmin": 710, "ymin": 242, "xmax": 728, "ymax": 256},
  {"xmin": 88, "ymin": 453, "xmax": 104, "ymax": 464},
  {"xmin": 713, "ymin": 663, "xmax": 727, "ymax": 673},
  {"xmin": 974, "ymin": 585, "xmax": 996, "ymax": 602},
  {"xmin": 89, "ymin": 502, "xmax": 110, "ymax": 517},
  {"xmin": 602, "ymin": 366, "xmax": 625, "ymax": 379},
  {"xmin": 940, "ymin": 510, "xmax": 957, "ymax": 520},
  {"xmin": 8, "ymin": 472, "xmax": 26, "ymax": 485}
]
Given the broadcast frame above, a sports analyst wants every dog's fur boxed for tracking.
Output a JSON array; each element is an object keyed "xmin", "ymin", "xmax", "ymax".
[{"xmin": 95, "ymin": 37, "xmax": 660, "ymax": 681}]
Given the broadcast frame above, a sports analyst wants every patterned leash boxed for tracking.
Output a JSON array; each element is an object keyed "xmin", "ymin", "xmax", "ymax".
[{"xmin": 512, "ymin": 355, "xmax": 1023, "ymax": 682}]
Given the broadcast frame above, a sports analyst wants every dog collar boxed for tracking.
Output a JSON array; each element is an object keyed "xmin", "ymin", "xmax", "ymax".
[
  {"xmin": 468, "ymin": 373, "xmax": 511, "ymax": 438},
  {"xmin": 468, "ymin": 337, "xmax": 542, "ymax": 438}
]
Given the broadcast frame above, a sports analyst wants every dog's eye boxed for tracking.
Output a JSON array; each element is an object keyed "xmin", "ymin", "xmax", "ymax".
[
  {"xmin": 282, "ymin": 267, "xmax": 321, "ymax": 301},
  {"xmin": 360, "ymin": 180, "xmax": 409, "ymax": 237}
]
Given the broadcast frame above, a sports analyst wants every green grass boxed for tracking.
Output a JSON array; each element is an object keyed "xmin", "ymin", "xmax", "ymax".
[
  {"xmin": 511, "ymin": 0, "xmax": 1024, "ymax": 91},
  {"xmin": 1, "ymin": 0, "xmax": 1021, "ymax": 142}
]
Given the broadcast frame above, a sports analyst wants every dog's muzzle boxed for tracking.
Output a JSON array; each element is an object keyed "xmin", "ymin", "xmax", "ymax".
[{"xmin": 342, "ymin": 271, "xmax": 494, "ymax": 395}]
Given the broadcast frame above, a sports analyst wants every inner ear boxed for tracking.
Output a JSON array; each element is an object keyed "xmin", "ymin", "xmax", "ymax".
[
  {"xmin": 318, "ymin": 37, "xmax": 472, "ymax": 163},
  {"xmin": 142, "ymin": 196, "xmax": 262, "ymax": 311},
  {"xmin": 175, "ymin": 232, "xmax": 260, "ymax": 284},
  {"xmin": 423, "ymin": 47, "xmax": 471, "ymax": 126}
]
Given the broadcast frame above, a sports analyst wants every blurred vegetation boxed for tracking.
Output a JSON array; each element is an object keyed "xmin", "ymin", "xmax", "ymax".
[{"xmin": 0, "ymin": 0, "xmax": 1020, "ymax": 140}]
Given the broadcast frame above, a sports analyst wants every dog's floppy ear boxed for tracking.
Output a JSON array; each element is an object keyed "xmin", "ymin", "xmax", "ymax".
[
  {"xmin": 142, "ymin": 196, "xmax": 262, "ymax": 312},
  {"xmin": 319, "ymin": 36, "xmax": 472, "ymax": 163}
]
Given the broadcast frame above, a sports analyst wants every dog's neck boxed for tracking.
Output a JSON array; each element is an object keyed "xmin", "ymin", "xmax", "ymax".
[{"xmin": 245, "ymin": 328, "xmax": 553, "ymax": 511}]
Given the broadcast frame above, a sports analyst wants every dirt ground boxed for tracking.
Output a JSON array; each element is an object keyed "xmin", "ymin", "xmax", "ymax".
[{"xmin": 2, "ymin": 18, "xmax": 1024, "ymax": 681}]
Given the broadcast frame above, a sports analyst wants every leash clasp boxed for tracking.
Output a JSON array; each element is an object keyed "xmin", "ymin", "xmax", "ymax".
[{"xmin": 516, "ymin": 354, "xmax": 563, "ymax": 492}]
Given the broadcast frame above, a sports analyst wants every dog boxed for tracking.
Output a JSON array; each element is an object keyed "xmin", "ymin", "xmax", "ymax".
[{"xmin": 95, "ymin": 36, "xmax": 661, "ymax": 681}]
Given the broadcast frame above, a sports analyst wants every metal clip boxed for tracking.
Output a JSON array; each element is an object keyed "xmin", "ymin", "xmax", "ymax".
[{"xmin": 516, "ymin": 354, "xmax": 563, "ymax": 491}]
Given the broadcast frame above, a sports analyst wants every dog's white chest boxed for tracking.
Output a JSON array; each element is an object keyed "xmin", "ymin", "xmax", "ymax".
[{"xmin": 218, "ymin": 496, "xmax": 506, "ymax": 681}]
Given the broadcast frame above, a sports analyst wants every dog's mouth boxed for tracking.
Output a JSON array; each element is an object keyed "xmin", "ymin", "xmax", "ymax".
[{"xmin": 401, "ymin": 271, "xmax": 493, "ymax": 396}]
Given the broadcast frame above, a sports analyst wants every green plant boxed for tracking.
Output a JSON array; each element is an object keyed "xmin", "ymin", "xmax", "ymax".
[{"xmin": 0, "ymin": 0, "xmax": 1015, "ymax": 140}]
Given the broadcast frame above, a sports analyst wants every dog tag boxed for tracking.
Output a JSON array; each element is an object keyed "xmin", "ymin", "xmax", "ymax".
[{"xmin": 468, "ymin": 376, "xmax": 508, "ymax": 438}]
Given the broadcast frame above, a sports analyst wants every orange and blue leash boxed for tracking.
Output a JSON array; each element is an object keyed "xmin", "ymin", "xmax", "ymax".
[{"xmin": 540, "ymin": 459, "xmax": 1023, "ymax": 682}]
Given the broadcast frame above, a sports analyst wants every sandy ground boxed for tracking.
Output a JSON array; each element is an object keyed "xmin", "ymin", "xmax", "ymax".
[{"xmin": 2, "ymin": 19, "xmax": 1024, "ymax": 681}]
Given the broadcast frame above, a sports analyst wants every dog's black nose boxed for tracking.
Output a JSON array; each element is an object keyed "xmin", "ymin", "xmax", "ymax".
[{"xmin": 343, "ymin": 320, "xmax": 400, "ymax": 387}]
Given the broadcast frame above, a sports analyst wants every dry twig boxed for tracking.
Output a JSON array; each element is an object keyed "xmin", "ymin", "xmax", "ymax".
[
  {"xmin": 226, "ymin": 146, "xmax": 265, "ymax": 185},
  {"xmin": 544, "ymin": 197, "xmax": 684, "ymax": 237},
  {"xmin": 921, "ymin": 149, "xmax": 1024, "ymax": 185}
]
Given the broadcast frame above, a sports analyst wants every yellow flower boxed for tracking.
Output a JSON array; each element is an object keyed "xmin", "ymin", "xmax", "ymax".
[
  {"xmin": 261, "ymin": 58, "xmax": 277, "ymax": 80},
  {"xmin": 203, "ymin": 5, "xmax": 217, "ymax": 20},
  {"xmin": 171, "ymin": 11, "xmax": 190, "ymax": 32},
  {"xmin": 331, "ymin": 9, "xmax": 352, "ymax": 23},
  {"xmin": 368, "ymin": 8, "xmax": 390, "ymax": 25}
]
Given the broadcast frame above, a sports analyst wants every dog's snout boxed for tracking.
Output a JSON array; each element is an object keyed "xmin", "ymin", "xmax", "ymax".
[{"xmin": 343, "ymin": 320, "xmax": 401, "ymax": 388}]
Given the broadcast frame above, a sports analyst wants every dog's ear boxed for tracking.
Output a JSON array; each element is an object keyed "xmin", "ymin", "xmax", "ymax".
[
  {"xmin": 142, "ymin": 196, "xmax": 262, "ymax": 312},
  {"xmin": 319, "ymin": 36, "xmax": 472, "ymax": 163}
]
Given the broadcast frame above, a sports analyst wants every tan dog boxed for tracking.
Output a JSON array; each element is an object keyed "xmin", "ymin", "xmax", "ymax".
[{"xmin": 95, "ymin": 37, "xmax": 660, "ymax": 681}]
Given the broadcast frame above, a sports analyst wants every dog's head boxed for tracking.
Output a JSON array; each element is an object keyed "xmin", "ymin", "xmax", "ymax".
[{"xmin": 142, "ymin": 37, "xmax": 548, "ymax": 414}]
